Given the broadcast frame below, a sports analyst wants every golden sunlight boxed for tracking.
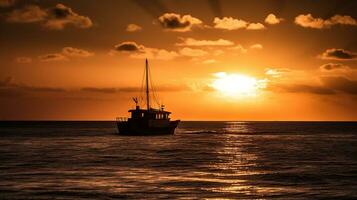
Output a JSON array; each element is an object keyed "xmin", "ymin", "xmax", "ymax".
[{"xmin": 211, "ymin": 72, "xmax": 261, "ymax": 97}]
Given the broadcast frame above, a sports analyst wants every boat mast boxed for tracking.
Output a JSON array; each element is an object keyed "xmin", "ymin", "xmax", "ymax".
[{"xmin": 145, "ymin": 59, "xmax": 150, "ymax": 110}]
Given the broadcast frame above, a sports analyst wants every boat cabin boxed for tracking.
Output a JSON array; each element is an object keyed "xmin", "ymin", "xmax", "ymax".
[{"xmin": 129, "ymin": 106, "xmax": 171, "ymax": 120}]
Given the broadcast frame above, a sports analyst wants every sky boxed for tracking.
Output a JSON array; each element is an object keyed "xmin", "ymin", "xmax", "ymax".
[{"xmin": 1, "ymin": 0, "xmax": 357, "ymax": 120}]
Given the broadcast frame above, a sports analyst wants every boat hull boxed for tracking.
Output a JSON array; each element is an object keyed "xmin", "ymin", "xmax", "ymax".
[{"xmin": 117, "ymin": 120, "xmax": 180, "ymax": 136}]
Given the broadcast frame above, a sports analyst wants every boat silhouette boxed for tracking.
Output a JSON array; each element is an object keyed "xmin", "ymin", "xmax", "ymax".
[{"xmin": 116, "ymin": 59, "xmax": 180, "ymax": 135}]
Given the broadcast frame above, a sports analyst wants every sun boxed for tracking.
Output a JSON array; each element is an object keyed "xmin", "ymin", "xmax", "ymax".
[{"xmin": 211, "ymin": 72, "xmax": 260, "ymax": 97}]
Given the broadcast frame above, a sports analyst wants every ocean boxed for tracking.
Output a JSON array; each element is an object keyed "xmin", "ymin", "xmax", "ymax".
[{"xmin": 0, "ymin": 121, "xmax": 357, "ymax": 199}]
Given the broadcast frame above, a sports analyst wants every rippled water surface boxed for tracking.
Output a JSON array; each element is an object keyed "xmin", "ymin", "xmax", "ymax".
[{"xmin": 1, "ymin": 121, "xmax": 357, "ymax": 199}]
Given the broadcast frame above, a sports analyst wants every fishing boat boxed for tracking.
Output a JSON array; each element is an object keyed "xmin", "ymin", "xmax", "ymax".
[{"xmin": 116, "ymin": 59, "xmax": 180, "ymax": 135}]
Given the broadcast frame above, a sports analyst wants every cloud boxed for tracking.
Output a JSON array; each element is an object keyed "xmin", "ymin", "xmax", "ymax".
[
  {"xmin": 202, "ymin": 59, "xmax": 216, "ymax": 64},
  {"xmin": 81, "ymin": 85, "xmax": 189, "ymax": 93},
  {"xmin": 176, "ymin": 37, "xmax": 234, "ymax": 46},
  {"xmin": 319, "ymin": 48, "xmax": 357, "ymax": 60},
  {"xmin": 6, "ymin": 4, "xmax": 93, "ymax": 30},
  {"xmin": 179, "ymin": 47, "xmax": 208, "ymax": 57},
  {"xmin": 114, "ymin": 41, "xmax": 178, "ymax": 60},
  {"xmin": 15, "ymin": 57, "xmax": 32, "ymax": 64},
  {"xmin": 0, "ymin": 0, "xmax": 15, "ymax": 7},
  {"xmin": 265, "ymin": 68, "xmax": 291, "ymax": 78},
  {"xmin": 321, "ymin": 76, "xmax": 357, "ymax": 94},
  {"xmin": 295, "ymin": 14, "xmax": 357, "ymax": 29},
  {"xmin": 213, "ymin": 17, "xmax": 248, "ymax": 30},
  {"xmin": 126, "ymin": 24, "xmax": 142, "ymax": 32},
  {"xmin": 213, "ymin": 17, "xmax": 266, "ymax": 30},
  {"xmin": 229, "ymin": 45, "xmax": 247, "ymax": 53},
  {"xmin": 38, "ymin": 53, "xmax": 67, "ymax": 62},
  {"xmin": 0, "ymin": 76, "xmax": 66, "ymax": 98},
  {"xmin": 268, "ymin": 83, "xmax": 335, "ymax": 95},
  {"xmin": 6, "ymin": 5, "xmax": 47, "ymax": 23},
  {"xmin": 246, "ymin": 23, "xmax": 265, "ymax": 30},
  {"xmin": 43, "ymin": 4, "xmax": 93, "ymax": 30},
  {"xmin": 265, "ymin": 14, "xmax": 283, "ymax": 25},
  {"xmin": 158, "ymin": 13, "xmax": 202, "ymax": 32},
  {"xmin": 250, "ymin": 44, "xmax": 263, "ymax": 50},
  {"xmin": 115, "ymin": 41, "xmax": 145, "ymax": 52},
  {"xmin": 320, "ymin": 63, "xmax": 350, "ymax": 71},
  {"xmin": 62, "ymin": 47, "xmax": 94, "ymax": 57}
]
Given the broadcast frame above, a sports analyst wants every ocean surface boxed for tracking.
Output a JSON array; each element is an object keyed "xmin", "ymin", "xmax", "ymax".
[{"xmin": 0, "ymin": 121, "xmax": 357, "ymax": 199}]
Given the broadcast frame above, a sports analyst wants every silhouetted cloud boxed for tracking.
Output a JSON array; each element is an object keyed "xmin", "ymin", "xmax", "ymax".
[
  {"xmin": 62, "ymin": 47, "xmax": 94, "ymax": 57},
  {"xmin": 320, "ymin": 63, "xmax": 350, "ymax": 71},
  {"xmin": 295, "ymin": 14, "xmax": 357, "ymax": 29},
  {"xmin": 126, "ymin": 24, "xmax": 142, "ymax": 32},
  {"xmin": 320, "ymin": 48, "xmax": 357, "ymax": 60},
  {"xmin": 265, "ymin": 14, "xmax": 283, "ymax": 25},
  {"xmin": 158, "ymin": 13, "xmax": 202, "ymax": 32},
  {"xmin": 114, "ymin": 41, "xmax": 178, "ymax": 60},
  {"xmin": 114, "ymin": 41, "xmax": 145, "ymax": 52},
  {"xmin": 15, "ymin": 57, "xmax": 32, "ymax": 64},
  {"xmin": 0, "ymin": 0, "xmax": 15, "ymax": 7},
  {"xmin": 38, "ymin": 53, "xmax": 67, "ymax": 62},
  {"xmin": 321, "ymin": 76, "xmax": 357, "ymax": 94},
  {"xmin": 179, "ymin": 47, "xmax": 208, "ymax": 57},
  {"xmin": 0, "ymin": 76, "xmax": 66, "ymax": 98},
  {"xmin": 6, "ymin": 4, "xmax": 93, "ymax": 30},
  {"xmin": 176, "ymin": 37, "xmax": 234, "ymax": 46},
  {"xmin": 268, "ymin": 83, "xmax": 335, "ymax": 95},
  {"xmin": 81, "ymin": 85, "xmax": 189, "ymax": 93}
]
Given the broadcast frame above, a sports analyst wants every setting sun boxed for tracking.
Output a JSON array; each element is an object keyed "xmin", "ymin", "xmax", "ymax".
[{"xmin": 211, "ymin": 72, "xmax": 259, "ymax": 97}]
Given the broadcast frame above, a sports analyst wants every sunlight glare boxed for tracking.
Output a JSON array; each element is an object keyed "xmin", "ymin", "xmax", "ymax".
[{"xmin": 212, "ymin": 72, "xmax": 260, "ymax": 97}]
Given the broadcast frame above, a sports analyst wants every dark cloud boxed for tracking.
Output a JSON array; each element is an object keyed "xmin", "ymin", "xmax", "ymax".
[
  {"xmin": 295, "ymin": 14, "xmax": 357, "ymax": 29},
  {"xmin": 158, "ymin": 13, "xmax": 202, "ymax": 32},
  {"xmin": 38, "ymin": 53, "xmax": 67, "ymax": 62},
  {"xmin": 113, "ymin": 41, "xmax": 178, "ymax": 60},
  {"xmin": 268, "ymin": 83, "xmax": 335, "ymax": 95},
  {"xmin": 5, "ymin": 3, "xmax": 93, "ymax": 30},
  {"xmin": 44, "ymin": 4, "xmax": 93, "ymax": 30},
  {"xmin": 0, "ymin": 77, "xmax": 66, "ymax": 98},
  {"xmin": 321, "ymin": 76, "xmax": 357, "ymax": 94},
  {"xmin": 114, "ymin": 41, "xmax": 144, "ymax": 52},
  {"xmin": 320, "ymin": 48, "xmax": 357, "ymax": 60},
  {"xmin": 269, "ymin": 76, "xmax": 357, "ymax": 96},
  {"xmin": 6, "ymin": 5, "xmax": 47, "ymax": 23},
  {"xmin": 62, "ymin": 47, "xmax": 94, "ymax": 57},
  {"xmin": 320, "ymin": 63, "xmax": 349, "ymax": 71},
  {"xmin": 81, "ymin": 85, "xmax": 189, "ymax": 93}
]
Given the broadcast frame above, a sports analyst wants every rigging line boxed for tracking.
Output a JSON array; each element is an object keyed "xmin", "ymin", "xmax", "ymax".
[
  {"xmin": 149, "ymin": 67, "xmax": 160, "ymax": 107},
  {"xmin": 148, "ymin": 64, "xmax": 161, "ymax": 108},
  {"xmin": 139, "ymin": 61, "xmax": 146, "ymax": 107}
]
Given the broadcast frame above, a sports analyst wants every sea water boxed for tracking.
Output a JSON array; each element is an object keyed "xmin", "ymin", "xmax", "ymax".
[{"xmin": 0, "ymin": 121, "xmax": 357, "ymax": 199}]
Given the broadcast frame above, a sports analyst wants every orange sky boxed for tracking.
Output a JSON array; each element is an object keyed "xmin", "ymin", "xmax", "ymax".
[{"xmin": 1, "ymin": 0, "xmax": 357, "ymax": 120}]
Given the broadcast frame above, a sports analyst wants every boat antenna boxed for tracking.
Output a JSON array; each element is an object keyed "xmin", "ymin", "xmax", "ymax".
[{"xmin": 145, "ymin": 58, "xmax": 150, "ymax": 110}]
